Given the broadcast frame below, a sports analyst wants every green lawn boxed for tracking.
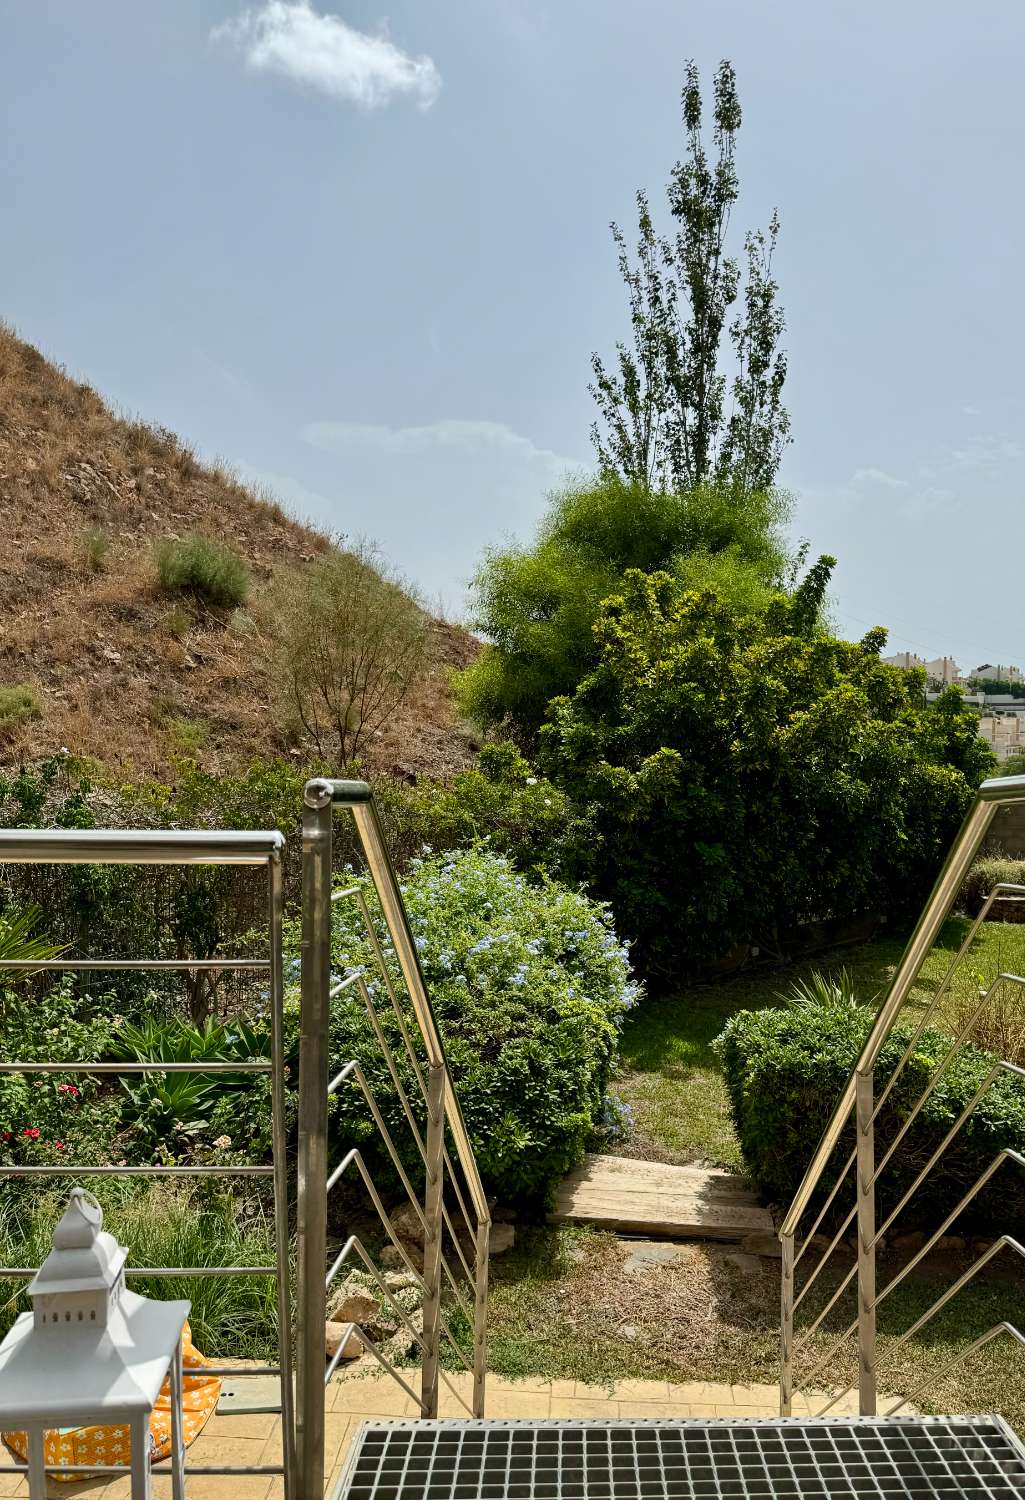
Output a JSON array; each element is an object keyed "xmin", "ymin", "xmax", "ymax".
[{"xmin": 483, "ymin": 920, "xmax": 1025, "ymax": 1428}]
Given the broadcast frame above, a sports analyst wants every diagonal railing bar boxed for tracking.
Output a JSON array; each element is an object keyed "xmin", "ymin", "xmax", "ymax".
[
  {"xmin": 793, "ymin": 1145, "xmax": 856, "ymax": 1269},
  {"xmin": 354, "ymin": 889, "xmax": 431, "ymax": 1105},
  {"xmin": 779, "ymin": 772, "xmax": 1025, "ymax": 1422},
  {"xmin": 297, "ymin": 779, "xmax": 490, "ymax": 1500},
  {"xmin": 357, "ymin": 975, "xmax": 428, "ymax": 1162},
  {"xmin": 868, "ymin": 886, "xmax": 1025, "ymax": 1128},
  {"xmin": 326, "ymin": 1059, "xmax": 428, "ymax": 1233},
  {"xmin": 884, "ymin": 1323, "xmax": 1025, "ymax": 1416},
  {"xmin": 792, "ymin": 1202, "xmax": 858, "ymax": 1312},
  {"xmin": 871, "ymin": 977, "xmax": 1025, "ymax": 1188}
]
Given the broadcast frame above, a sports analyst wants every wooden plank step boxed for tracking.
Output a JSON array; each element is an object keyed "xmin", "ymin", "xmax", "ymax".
[{"xmin": 550, "ymin": 1153, "xmax": 775, "ymax": 1244}]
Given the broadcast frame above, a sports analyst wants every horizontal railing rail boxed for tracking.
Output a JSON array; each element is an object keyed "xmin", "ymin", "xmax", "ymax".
[
  {"xmin": 780, "ymin": 772, "xmax": 1025, "ymax": 1419},
  {"xmin": 297, "ymin": 779, "xmax": 490, "ymax": 1500},
  {"xmin": 0, "ymin": 828, "xmax": 296, "ymax": 1499}
]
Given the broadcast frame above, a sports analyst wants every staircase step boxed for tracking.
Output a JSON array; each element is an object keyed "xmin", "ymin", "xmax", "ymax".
[{"xmin": 550, "ymin": 1153, "xmax": 775, "ymax": 1242}]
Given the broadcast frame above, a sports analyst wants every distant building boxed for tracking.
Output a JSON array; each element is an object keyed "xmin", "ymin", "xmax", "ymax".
[
  {"xmin": 882, "ymin": 651, "xmax": 925, "ymax": 671},
  {"xmin": 923, "ymin": 656, "xmax": 962, "ymax": 686},
  {"xmin": 978, "ymin": 714, "xmax": 1025, "ymax": 761},
  {"xmin": 973, "ymin": 663, "xmax": 1023, "ymax": 684}
]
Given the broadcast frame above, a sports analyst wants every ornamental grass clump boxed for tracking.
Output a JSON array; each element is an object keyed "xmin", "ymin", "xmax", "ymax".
[{"xmin": 292, "ymin": 846, "xmax": 641, "ymax": 1209}]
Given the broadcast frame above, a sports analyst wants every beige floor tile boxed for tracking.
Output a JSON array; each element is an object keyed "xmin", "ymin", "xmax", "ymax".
[
  {"xmin": 187, "ymin": 1434, "xmax": 268, "ymax": 1468},
  {"xmin": 491, "ymin": 1376, "xmax": 553, "ymax": 1397},
  {"xmin": 476, "ymin": 1390, "xmax": 551, "ymax": 1419},
  {"xmin": 667, "ymin": 1381, "xmax": 733, "ymax": 1404},
  {"xmin": 608, "ymin": 1380, "xmax": 673, "ymax": 1401},
  {"xmin": 206, "ymin": 1412, "xmax": 279, "ymax": 1441},
  {"xmin": 621, "ymin": 1402, "xmax": 705, "ymax": 1420},
  {"xmin": 549, "ymin": 1398, "xmax": 622, "ymax": 1419},
  {"xmin": 329, "ymin": 1379, "xmax": 417, "ymax": 1417},
  {"xmin": 546, "ymin": 1380, "xmax": 579, "ymax": 1397},
  {"xmin": 180, "ymin": 1477, "xmax": 272, "ymax": 1500},
  {"xmin": 729, "ymin": 1384, "xmax": 779, "ymax": 1406}
]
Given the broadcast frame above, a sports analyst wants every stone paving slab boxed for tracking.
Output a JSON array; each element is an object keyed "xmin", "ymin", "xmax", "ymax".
[{"xmin": 0, "ymin": 1370, "xmax": 883, "ymax": 1499}]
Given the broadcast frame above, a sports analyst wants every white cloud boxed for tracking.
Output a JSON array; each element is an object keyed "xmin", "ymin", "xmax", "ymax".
[
  {"xmin": 212, "ymin": 1, "xmax": 441, "ymax": 111},
  {"xmin": 849, "ymin": 466, "xmax": 908, "ymax": 491},
  {"xmin": 301, "ymin": 417, "xmax": 572, "ymax": 468}
]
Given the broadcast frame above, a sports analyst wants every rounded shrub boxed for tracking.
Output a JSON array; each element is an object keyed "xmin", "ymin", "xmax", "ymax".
[
  {"xmin": 156, "ymin": 535, "xmax": 250, "ymax": 608},
  {"xmin": 290, "ymin": 847, "xmax": 640, "ymax": 1209},
  {"xmin": 716, "ymin": 1004, "xmax": 1025, "ymax": 1236}
]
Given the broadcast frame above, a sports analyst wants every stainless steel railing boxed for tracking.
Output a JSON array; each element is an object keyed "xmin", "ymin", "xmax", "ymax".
[
  {"xmin": 296, "ymin": 779, "xmax": 490, "ymax": 1500},
  {"xmin": 0, "ymin": 827, "xmax": 297, "ymax": 1498},
  {"xmin": 779, "ymin": 772, "xmax": 1025, "ymax": 1418}
]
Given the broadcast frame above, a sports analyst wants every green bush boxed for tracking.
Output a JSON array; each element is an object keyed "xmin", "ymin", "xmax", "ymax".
[
  {"xmin": 285, "ymin": 847, "xmax": 639, "ymax": 1208},
  {"xmin": 715, "ymin": 1004, "xmax": 1025, "ymax": 1235},
  {"xmin": 0, "ymin": 979, "xmax": 123, "ymax": 1166},
  {"xmin": 958, "ymin": 856, "xmax": 1025, "ymax": 916},
  {"xmin": 156, "ymin": 535, "xmax": 250, "ymax": 608},
  {"xmin": 380, "ymin": 743, "xmax": 570, "ymax": 875},
  {"xmin": 459, "ymin": 475, "xmax": 794, "ymax": 735},
  {"xmin": 0, "ymin": 685, "xmax": 41, "ymax": 740},
  {"xmin": 540, "ymin": 566, "xmax": 994, "ymax": 976}
]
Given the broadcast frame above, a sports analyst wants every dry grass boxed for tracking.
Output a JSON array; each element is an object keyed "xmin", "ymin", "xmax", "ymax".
[{"xmin": 0, "ymin": 323, "xmax": 478, "ymax": 779}]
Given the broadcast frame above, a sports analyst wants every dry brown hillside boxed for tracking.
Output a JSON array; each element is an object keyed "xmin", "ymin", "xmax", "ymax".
[{"xmin": 0, "ymin": 326, "xmax": 478, "ymax": 780}]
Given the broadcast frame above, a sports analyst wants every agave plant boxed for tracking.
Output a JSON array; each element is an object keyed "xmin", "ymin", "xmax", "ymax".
[
  {"xmin": 0, "ymin": 902, "xmax": 64, "ymax": 980},
  {"xmin": 777, "ymin": 966, "xmax": 865, "ymax": 1012}
]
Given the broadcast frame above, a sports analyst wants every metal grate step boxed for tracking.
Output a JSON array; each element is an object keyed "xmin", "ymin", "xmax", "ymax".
[{"xmin": 333, "ymin": 1416, "xmax": 1025, "ymax": 1499}]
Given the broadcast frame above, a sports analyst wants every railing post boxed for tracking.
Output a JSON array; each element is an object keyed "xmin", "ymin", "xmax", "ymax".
[
  {"xmin": 779, "ymin": 1231, "xmax": 794, "ymax": 1416},
  {"xmin": 421, "ymin": 1063, "xmax": 446, "ymax": 1418},
  {"xmin": 856, "ymin": 1068, "xmax": 877, "ymax": 1415},
  {"xmin": 297, "ymin": 782, "xmax": 333, "ymax": 1500},
  {"xmin": 473, "ymin": 1218, "xmax": 489, "ymax": 1417},
  {"xmin": 268, "ymin": 853, "xmax": 297, "ymax": 1500}
]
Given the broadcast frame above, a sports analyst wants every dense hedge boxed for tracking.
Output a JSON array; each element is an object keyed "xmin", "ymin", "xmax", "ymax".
[
  {"xmin": 959, "ymin": 856, "xmax": 1025, "ymax": 917},
  {"xmin": 715, "ymin": 1005, "xmax": 1025, "ymax": 1236},
  {"xmin": 285, "ymin": 847, "xmax": 639, "ymax": 1209}
]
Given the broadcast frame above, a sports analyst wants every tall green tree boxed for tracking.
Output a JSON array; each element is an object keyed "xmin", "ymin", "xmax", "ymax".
[{"xmin": 589, "ymin": 60, "xmax": 790, "ymax": 495}]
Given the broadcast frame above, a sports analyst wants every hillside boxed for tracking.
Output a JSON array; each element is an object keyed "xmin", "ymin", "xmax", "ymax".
[{"xmin": 0, "ymin": 326, "xmax": 478, "ymax": 781}]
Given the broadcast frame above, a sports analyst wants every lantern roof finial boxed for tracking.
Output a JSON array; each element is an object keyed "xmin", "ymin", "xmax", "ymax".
[{"xmin": 29, "ymin": 1188, "xmax": 127, "ymax": 1300}]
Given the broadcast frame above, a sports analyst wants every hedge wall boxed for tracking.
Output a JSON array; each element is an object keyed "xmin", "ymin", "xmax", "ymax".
[{"xmin": 715, "ymin": 1005, "xmax": 1025, "ymax": 1236}]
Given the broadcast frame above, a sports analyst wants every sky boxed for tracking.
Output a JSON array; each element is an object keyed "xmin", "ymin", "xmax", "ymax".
[{"xmin": 2, "ymin": 0, "xmax": 1024, "ymax": 666}]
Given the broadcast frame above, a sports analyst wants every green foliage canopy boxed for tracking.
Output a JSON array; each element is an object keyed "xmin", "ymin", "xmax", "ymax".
[
  {"xmin": 460, "ymin": 474, "xmax": 794, "ymax": 734},
  {"xmin": 538, "ymin": 565, "xmax": 995, "ymax": 975}
]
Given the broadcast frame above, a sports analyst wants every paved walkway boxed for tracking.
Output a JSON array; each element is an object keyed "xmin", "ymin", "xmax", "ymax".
[{"xmin": 0, "ymin": 1370, "xmax": 870, "ymax": 1500}]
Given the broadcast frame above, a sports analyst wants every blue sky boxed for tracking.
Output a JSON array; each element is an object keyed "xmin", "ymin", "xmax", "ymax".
[{"xmin": 3, "ymin": 1, "xmax": 1024, "ymax": 666}]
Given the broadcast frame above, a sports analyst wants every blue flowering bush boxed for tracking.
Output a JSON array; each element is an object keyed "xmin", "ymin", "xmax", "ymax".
[{"xmin": 297, "ymin": 846, "xmax": 640, "ymax": 1208}]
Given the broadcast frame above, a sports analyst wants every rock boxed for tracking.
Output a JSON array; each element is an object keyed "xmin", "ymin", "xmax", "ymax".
[
  {"xmin": 623, "ymin": 1241, "xmax": 689, "ymax": 1274},
  {"xmin": 327, "ymin": 1287, "xmax": 379, "ymax": 1325},
  {"xmin": 808, "ymin": 1233, "xmax": 832, "ymax": 1253},
  {"xmin": 391, "ymin": 1203, "xmax": 426, "ymax": 1244},
  {"xmin": 383, "ymin": 1270, "xmax": 420, "ymax": 1292},
  {"xmin": 489, "ymin": 1223, "xmax": 516, "ymax": 1256},
  {"xmin": 380, "ymin": 1245, "xmax": 407, "ymax": 1270},
  {"xmin": 325, "ymin": 1322, "xmax": 362, "ymax": 1361},
  {"xmin": 938, "ymin": 1234, "xmax": 967, "ymax": 1252},
  {"xmin": 741, "ymin": 1232, "xmax": 782, "ymax": 1259},
  {"xmin": 891, "ymin": 1231, "xmax": 925, "ymax": 1255},
  {"xmin": 617, "ymin": 1324, "xmax": 638, "ymax": 1341}
]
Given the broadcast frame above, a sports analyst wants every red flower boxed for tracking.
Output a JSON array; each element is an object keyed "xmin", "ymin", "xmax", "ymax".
[
  {"xmin": 22, "ymin": 1128, "xmax": 40, "ymax": 1140},
  {"xmin": 1, "ymin": 1131, "xmax": 11, "ymax": 1141},
  {"xmin": 54, "ymin": 1141, "xmax": 65, "ymax": 1150},
  {"xmin": 57, "ymin": 1084, "xmax": 79, "ymax": 1097}
]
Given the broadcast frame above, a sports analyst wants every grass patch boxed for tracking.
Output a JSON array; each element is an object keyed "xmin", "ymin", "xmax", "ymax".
[
  {"xmin": 156, "ymin": 535, "xmax": 250, "ymax": 609},
  {"xmin": 0, "ymin": 684, "xmax": 42, "ymax": 742},
  {"xmin": 0, "ymin": 1181, "xmax": 282, "ymax": 1360},
  {"xmin": 484, "ymin": 1225, "xmax": 1025, "ymax": 1426}
]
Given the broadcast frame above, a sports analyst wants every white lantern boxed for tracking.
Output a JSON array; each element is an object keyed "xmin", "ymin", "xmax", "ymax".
[{"xmin": 0, "ymin": 1188, "xmax": 191, "ymax": 1500}]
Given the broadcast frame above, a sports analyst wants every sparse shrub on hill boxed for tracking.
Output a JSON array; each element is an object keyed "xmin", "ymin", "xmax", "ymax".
[
  {"xmin": 156, "ymin": 534, "xmax": 251, "ymax": 608},
  {"xmin": 0, "ymin": 686, "xmax": 42, "ymax": 742},
  {"xmin": 81, "ymin": 526, "xmax": 110, "ymax": 571},
  {"xmin": 267, "ymin": 542, "xmax": 431, "ymax": 767}
]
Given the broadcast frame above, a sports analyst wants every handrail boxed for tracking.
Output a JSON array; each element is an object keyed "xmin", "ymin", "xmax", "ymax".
[
  {"xmin": 0, "ymin": 828, "xmax": 285, "ymax": 864},
  {"xmin": 779, "ymin": 770, "xmax": 1025, "ymax": 1419},
  {"xmin": 296, "ymin": 778, "xmax": 490, "ymax": 1500}
]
